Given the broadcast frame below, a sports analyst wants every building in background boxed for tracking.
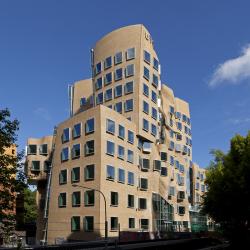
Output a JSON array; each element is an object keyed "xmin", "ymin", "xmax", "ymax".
[{"xmin": 25, "ymin": 24, "xmax": 207, "ymax": 245}]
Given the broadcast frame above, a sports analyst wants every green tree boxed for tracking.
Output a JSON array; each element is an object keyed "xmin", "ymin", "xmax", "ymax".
[
  {"xmin": 0, "ymin": 109, "xmax": 26, "ymax": 243},
  {"xmin": 202, "ymin": 132, "xmax": 250, "ymax": 247},
  {"xmin": 24, "ymin": 187, "xmax": 37, "ymax": 224}
]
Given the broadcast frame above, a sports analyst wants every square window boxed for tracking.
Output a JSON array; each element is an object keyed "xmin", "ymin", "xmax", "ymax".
[
  {"xmin": 106, "ymin": 165, "xmax": 115, "ymax": 180},
  {"xmin": 59, "ymin": 169, "xmax": 67, "ymax": 184},
  {"xmin": 110, "ymin": 217, "xmax": 118, "ymax": 231},
  {"xmin": 124, "ymin": 99, "xmax": 133, "ymax": 112},
  {"xmin": 144, "ymin": 50, "xmax": 151, "ymax": 64},
  {"xmin": 111, "ymin": 192, "xmax": 118, "ymax": 206},
  {"xmin": 178, "ymin": 206, "xmax": 185, "ymax": 215},
  {"xmin": 128, "ymin": 172, "xmax": 134, "ymax": 185},
  {"xmin": 118, "ymin": 125, "xmax": 125, "ymax": 139},
  {"xmin": 84, "ymin": 190, "xmax": 95, "ymax": 206},
  {"xmin": 143, "ymin": 66, "xmax": 150, "ymax": 80},
  {"xmin": 104, "ymin": 72, "xmax": 112, "ymax": 85},
  {"xmin": 125, "ymin": 64, "xmax": 134, "ymax": 77},
  {"xmin": 128, "ymin": 130, "xmax": 134, "ymax": 144},
  {"xmin": 58, "ymin": 193, "xmax": 66, "ymax": 208},
  {"xmin": 114, "ymin": 85, "xmax": 122, "ymax": 98},
  {"xmin": 85, "ymin": 118, "xmax": 95, "ymax": 134},
  {"xmin": 114, "ymin": 52, "xmax": 122, "ymax": 65},
  {"xmin": 71, "ymin": 167, "xmax": 80, "ymax": 183},
  {"xmin": 128, "ymin": 195, "xmax": 134, "ymax": 208},
  {"xmin": 104, "ymin": 56, "xmax": 112, "ymax": 69},
  {"xmin": 138, "ymin": 198, "xmax": 147, "ymax": 209},
  {"xmin": 95, "ymin": 77, "xmax": 102, "ymax": 90},
  {"xmin": 85, "ymin": 164, "xmax": 95, "ymax": 181},
  {"xmin": 126, "ymin": 48, "xmax": 135, "ymax": 60},
  {"xmin": 106, "ymin": 141, "xmax": 115, "ymax": 156},
  {"xmin": 61, "ymin": 147, "xmax": 69, "ymax": 162},
  {"xmin": 118, "ymin": 168, "xmax": 125, "ymax": 183},
  {"xmin": 73, "ymin": 123, "xmax": 81, "ymax": 139},
  {"xmin": 28, "ymin": 144, "xmax": 37, "ymax": 155},
  {"xmin": 153, "ymin": 160, "xmax": 161, "ymax": 171},
  {"xmin": 39, "ymin": 144, "xmax": 48, "ymax": 155},
  {"xmin": 140, "ymin": 219, "xmax": 149, "ymax": 230},
  {"xmin": 85, "ymin": 140, "xmax": 95, "ymax": 156},
  {"xmin": 71, "ymin": 144, "xmax": 80, "ymax": 159},
  {"xmin": 114, "ymin": 102, "xmax": 122, "ymax": 113},
  {"xmin": 31, "ymin": 161, "xmax": 40, "ymax": 171},
  {"xmin": 118, "ymin": 145, "xmax": 125, "ymax": 160},
  {"xmin": 115, "ymin": 68, "xmax": 123, "ymax": 81},
  {"xmin": 105, "ymin": 88, "xmax": 113, "ymax": 101},
  {"xmin": 72, "ymin": 191, "xmax": 81, "ymax": 207},
  {"xmin": 124, "ymin": 81, "xmax": 133, "ymax": 94},
  {"xmin": 106, "ymin": 119, "xmax": 115, "ymax": 134},
  {"xmin": 143, "ymin": 83, "xmax": 149, "ymax": 96},
  {"xmin": 71, "ymin": 216, "xmax": 80, "ymax": 231},
  {"xmin": 84, "ymin": 216, "xmax": 94, "ymax": 232}
]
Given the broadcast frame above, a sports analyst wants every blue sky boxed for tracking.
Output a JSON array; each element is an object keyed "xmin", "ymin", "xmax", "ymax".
[{"xmin": 1, "ymin": 0, "xmax": 250, "ymax": 168}]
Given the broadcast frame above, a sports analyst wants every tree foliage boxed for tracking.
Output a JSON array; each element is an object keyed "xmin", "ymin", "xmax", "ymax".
[
  {"xmin": 0, "ymin": 109, "xmax": 26, "ymax": 242},
  {"xmin": 202, "ymin": 132, "xmax": 250, "ymax": 245},
  {"xmin": 24, "ymin": 187, "xmax": 37, "ymax": 224}
]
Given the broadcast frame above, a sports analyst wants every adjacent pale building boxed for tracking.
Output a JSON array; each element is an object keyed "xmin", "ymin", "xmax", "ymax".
[{"xmin": 25, "ymin": 24, "xmax": 207, "ymax": 245}]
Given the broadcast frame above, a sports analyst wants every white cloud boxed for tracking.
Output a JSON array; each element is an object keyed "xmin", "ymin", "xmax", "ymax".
[
  {"xmin": 228, "ymin": 117, "xmax": 250, "ymax": 125},
  {"xmin": 209, "ymin": 44, "xmax": 250, "ymax": 87},
  {"xmin": 34, "ymin": 107, "xmax": 51, "ymax": 121}
]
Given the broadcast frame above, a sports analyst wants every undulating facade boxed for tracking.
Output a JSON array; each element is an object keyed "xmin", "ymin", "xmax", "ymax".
[{"xmin": 25, "ymin": 24, "xmax": 207, "ymax": 245}]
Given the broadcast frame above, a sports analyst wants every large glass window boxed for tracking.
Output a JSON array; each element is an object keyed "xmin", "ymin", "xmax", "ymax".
[
  {"xmin": 58, "ymin": 193, "xmax": 66, "ymax": 208},
  {"xmin": 85, "ymin": 164, "xmax": 95, "ymax": 181},
  {"xmin": 143, "ymin": 101, "xmax": 149, "ymax": 114},
  {"xmin": 85, "ymin": 118, "xmax": 95, "ymax": 134},
  {"xmin": 105, "ymin": 88, "xmax": 113, "ymax": 101},
  {"xmin": 71, "ymin": 216, "xmax": 80, "ymax": 231},
  {"xmin": 143, "ymin": 83, "xmax": 149, "ymax": 96},
  {"xmin": 72, "ymin": 191, "xmax": 81, "ymax": 207},
  {"xmin": 124, "ymin": 99, "xmax": 133, "ymax": 112},
  {"xmin": 84, "ymin": 190, "xmax": 95, "ymax": 206},
  {"xmin": 128, "ymin": 172, "xmax": 134, "ymax": 185},
  {"xmin": 125, "ymin": 64, "xmax": 134, "ymax": 77},
  {"xmin": 115, "ymin": 68, "xmax": 123, "ymax": 81},
  {"xmin": 153, "ymin": 58, "xmax": 159, "ymax": 71},
  {"xmin": 142, "ymin": 119, "xmax": 149, "ymax": 131},
  {"xmin": 71, "ymin": 144, "xmax": 80, "ymax": 159},
  {"xmin": 71, "ymin": 167, "xmax": 80, "ymax": 183},
  {"xmin": 106, "ymin": 165, "xmax": 115, "ymax": 180},
  {"xmin": 95, "ymin": 62, "xmax": 102, "ymax": 75},
  {"xmin": 128, "ymin": 195, "xmax": 134, "ymax": 208},
  {"xmin": 144, "ymin": 50, "xmax": 151, "ymax": 64},
  {"xmin": 114, "ymin": 85, "xmax": 122, "ymax": 98},
  {"xmin": 152, "ymin": 107, "xmax": 157, "ymax": 120},
  {"xmin": 96, "ymin": 92, "xmax": 103, "ymax": 105},
  {"xmin": 104, "ymin": 56, "xmax": 112, "ymax": 69},
  {"xmin": 118, "ymin": 145, "xmax": 125, "ymax": 160},
  {"xmin": 118, "ymin": 125, "xmax": 125, "ymax": 139},
  {"xmin": 59, "ymin": 169, "xmax": 67, "ymax": 184},
  {"xmin": 129, "ymin": 218, "xmax": 135, "ymax": 228},
  {"xmin": 73, "ymin": 123, "xmax": 81, "ymax": 139},
  {"xmin": 62, "ymin": 128, "xmax": 70, "ymax": 143},
  {"xmin": 104, "ymin": 72, "xmax": 112, "ymax": 85},
  {"xmin": 95, "ymin": 77, "xmax": 102, "ymax": 90},
  {"xmin": 143, "ymin": 66, "xmax": 150, "ymax": 80},
  {"xmin": 151, "ymin": 90, "xmax": 157, "ymax": 103},
  {"xmin": 28, "ymin": 144, "xmax": 37, "ymax": 155},
  {"xmin": 118, "ymin": 168, "xmax": 125, "ymax": 183},
  {"xmin": 138, "ymin": 198, "xmax": 147, "ymax": 209},
  {"xmin": 114, "ymin": 102, "xmax": 122, "ymax": 113},
  {"xmin": 61, "ymin": 147, "xmax": 69, "ymax": 162},
  {"xmin": 127, "ymin": 150, "xmax": 134, "ymax": 163},
  {"xmin": 126, "ymin": 48, "xmax": 135, "ymax": 60},
  {"xmin": 111, "ymin": 192, "xmax": 118, "ymax": 206},
  {"xmin": 106, "ymin": 119, "xmax": 115, "ymax": 134},
  {"xmin": 106, "ymin": 141, "xmax": 115, "ymax": 156},
  {"xmin": 84, "ymin": 216, "xmax": 94, "ymax": 232},
  {"xmin": 114, "ymin": 52, "xmax": 122, "ymax": 65},
  {"xmin": 124, "ymin": 81, "xmax": 133, "ymax": 94},
  {"xmin": 111, "ymin": 217, "xmax": 118, "ymax": 230},
  {"xmin": 128, "ymin": 130, "xmax": 134, "ymax": 144},
  {"xmin": 84, "ymin": 140, "xmax": 95, "ymax": 156}
]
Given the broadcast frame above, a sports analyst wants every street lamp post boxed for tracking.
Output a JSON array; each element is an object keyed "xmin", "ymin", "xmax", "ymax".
[{"xmin": 72, "ymin": 184, "xmax": 108, "ymax": 240}]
